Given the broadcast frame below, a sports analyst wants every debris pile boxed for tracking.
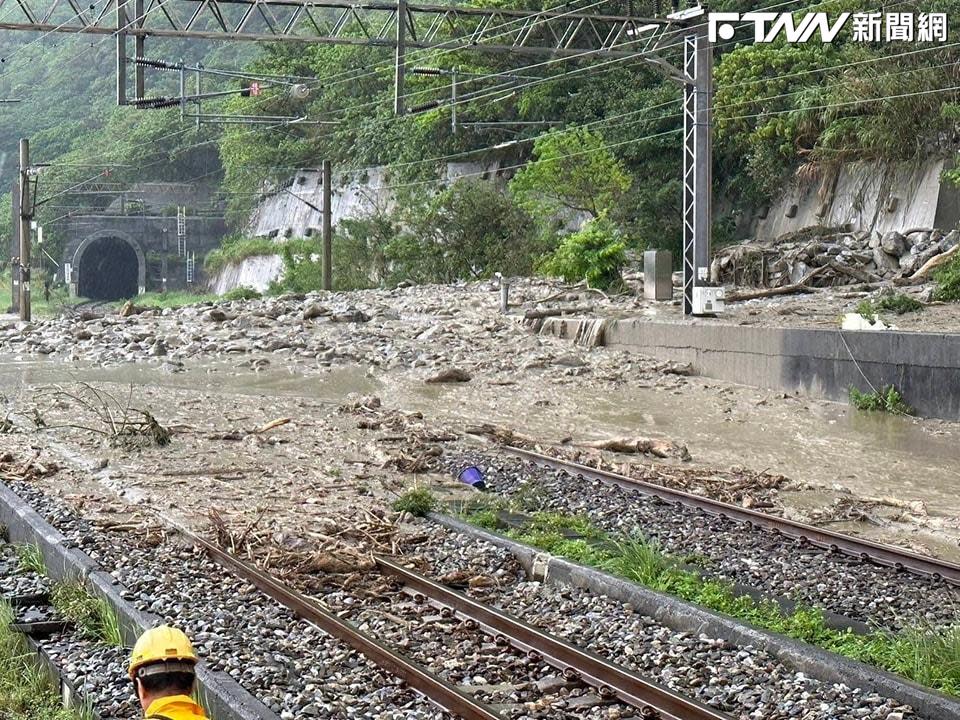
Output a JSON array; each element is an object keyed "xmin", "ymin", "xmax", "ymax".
[{"xmin": 712, "ymin": 226, "xmax": 960, "ymax": 291}]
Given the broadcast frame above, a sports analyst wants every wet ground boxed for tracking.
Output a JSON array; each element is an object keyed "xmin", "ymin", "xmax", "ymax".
[{"xmin": 1, "ymin": 343, "xmax": 957, "ymax": 562}]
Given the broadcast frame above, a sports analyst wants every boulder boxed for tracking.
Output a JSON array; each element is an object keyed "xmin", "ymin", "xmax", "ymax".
[
  {"xmin": 302, "ymin": 303, "xmax": 330, "ymax": 320},
  {"xmin": 872, "ymin": 247, "xmax": 901, "ymax": 272},
  {"xmin": 880, "ymin": 231, "xmax": 907, "ymax": 257},
  {"xmin": 940, "ymin": 229, "xmax": 959, "ymax": 252}
]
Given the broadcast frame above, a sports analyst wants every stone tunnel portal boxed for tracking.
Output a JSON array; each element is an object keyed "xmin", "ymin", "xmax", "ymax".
[{"xmin": 76, "ymin": 236, "xmax": 141, "ymax": 300}]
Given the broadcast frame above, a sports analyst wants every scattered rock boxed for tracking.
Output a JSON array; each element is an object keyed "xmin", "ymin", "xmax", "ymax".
[{"xmin": 425, "ymin": 368, "xmax": 472, "ymax": 383}]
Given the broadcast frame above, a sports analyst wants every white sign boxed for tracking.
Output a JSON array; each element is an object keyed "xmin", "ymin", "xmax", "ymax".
[{"xmin": 708, "ymin": 11, "xmax": 948, "ymax": 43}]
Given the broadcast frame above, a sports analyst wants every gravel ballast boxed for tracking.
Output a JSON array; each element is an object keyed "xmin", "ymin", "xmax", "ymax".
[{"xmin": 440, "ymin": 451, "xmax": 960, "ymax": 632}]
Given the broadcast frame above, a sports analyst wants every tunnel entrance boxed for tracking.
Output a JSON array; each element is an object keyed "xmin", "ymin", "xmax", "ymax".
[{"xmin": 77, "ymin": 236, "xmax": 140, "ymax": 300}]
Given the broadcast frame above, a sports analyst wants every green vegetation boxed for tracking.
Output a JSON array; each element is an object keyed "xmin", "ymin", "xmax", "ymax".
[
  {"xmin": 0, "ymin": 601, "xmax": 90, "ymax": 720},
  {"xmin": 392, "ymin": 488, "xmax": 437, "ymax": 517},
  {"xmin": 6, "ymin": 1, "xmax": 960, "ymax": 292},
  {"xmin": 849, "ymin": 385, "xmax": 913, "ymax": 415},
  {"xmin": 933, "ymin": 251, "xmax": 960, "ymax": 301},
  {"xmin": 203, "ymin": 237, "xmax": 278, "ymax": 273},
  {"xmin": 538, "ymin": 214, "xmax": 626, "ymax": 290},
  {"xmin": 51, "ymin": 582, "xmax": 123, "ymax": 646},
  {"xmin": 856, "ymin": 293, "xmax": 924, "ymax": 320},
  {"xmin": 134, "ymin": 291, "xmax": 217, "ymax": 310},
  {"xmin": 221, "ymin": 286, "xmax": 262, "ymax": 302},
  {"xmin": 15, "ymin": 544, "xmax": 45, "ymax": 576},
  {"xmin": 461, "ymin": 507, "xmax": 960, "ymax": 696},
  {"xmin": 509, "ymin": 128, "xmax": 631, "ymax": 221},
  {"xmin": 0, "ymin": 270, "xmax": 85, "ymax": 317}
]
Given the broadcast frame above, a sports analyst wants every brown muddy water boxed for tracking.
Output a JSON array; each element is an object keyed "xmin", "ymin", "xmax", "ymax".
[{"xmin": 2, "ymin": 356, "xmax": 957, "ymax": 559}]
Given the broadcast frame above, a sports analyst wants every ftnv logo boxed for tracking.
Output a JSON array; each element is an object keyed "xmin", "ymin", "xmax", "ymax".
[{"xmin": 708, "ymin": 12, "xmax": 949, "ymax": 43}]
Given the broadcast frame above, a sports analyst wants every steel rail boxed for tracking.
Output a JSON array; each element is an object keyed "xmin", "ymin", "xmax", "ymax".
[
  {"xmin": 155, "ymin": 515, "xmax": 502, "ymax": 720},
  {"xmin": 502, "ymin": 446, "xmax": 960, "ymax": 587},
  {"xmin": 375, "ymin": 556, "xmax": 731, "ymax": 720}
]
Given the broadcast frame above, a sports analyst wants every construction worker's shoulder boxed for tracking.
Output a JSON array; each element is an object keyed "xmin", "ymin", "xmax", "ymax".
[{"xmin": 144, "ymin": 694, "xmax": 209, "ymax": 720}]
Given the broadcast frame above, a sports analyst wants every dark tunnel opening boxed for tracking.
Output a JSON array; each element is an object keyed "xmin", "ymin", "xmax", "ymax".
[{"xmin": 77, "ymin": 236, "xmax": 140, "ymax": 301}]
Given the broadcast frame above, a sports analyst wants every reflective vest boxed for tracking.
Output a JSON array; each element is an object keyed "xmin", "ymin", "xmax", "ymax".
[{"xmin": 145, "ymin": 694, "xmax": 209, "ymax": 720}]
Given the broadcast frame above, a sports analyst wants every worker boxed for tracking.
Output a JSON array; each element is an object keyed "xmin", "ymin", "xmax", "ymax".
[{"xmin": 128, "ymin": 625, "xmax": 208, "ymax": 720}]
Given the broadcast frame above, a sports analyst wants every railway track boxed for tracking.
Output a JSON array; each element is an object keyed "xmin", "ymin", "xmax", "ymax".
[
  {"xmin": 2, "ymin": 475, "xmax": 937, "ymax": 719},
  {"xmin": 163, "ymin": 512, "xmax": 731, "ymax": 720},
  {"xmin": 502, "ymin": 446, "xmax": 960, "ymax": 587}
]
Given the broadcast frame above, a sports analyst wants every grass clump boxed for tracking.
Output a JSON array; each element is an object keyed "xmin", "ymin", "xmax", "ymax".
[
  {"xmin": 933, "ymin": 251, "xmax": 960, "ymax": 301},
  {"xmin": 856, "ymin": 293, "xmax": 924, "ymax": 320},
  {"xmin": 134, "ymin": 291, "xmax": 217, "ymax": 310},
  {"xmin": 51, "ymin": 582, "xmax": 123, "ymax": 646},
  {"xmin": 204, "ymin": 236, "xmax": 277, "ymax": 273},
  {"xmin": 15, "ymin": 545, "xmax": 45, "ymax": 575},
  {"xmin": 465, "ymin": 508, "xmax": 960, "ymax": 696},
  {"xmin": 849, "ymin": 385, "xmax": 913, "ymax": 414},
  {"xmin": 220, "ymin": 286, "xmax": 262, "ymax": 302},
  {"xmin": 392, "ymin": 488, "xmax": 437, "ymax": 517},
  {"xmin": 0, "ymin": 601, "xmax": 90, "ymax": 720}
]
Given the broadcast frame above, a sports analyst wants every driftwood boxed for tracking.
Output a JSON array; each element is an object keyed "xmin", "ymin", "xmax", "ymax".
[
  {"xmin": 826, "ymin": 261, "xmax": 881, "ymax": 284},
  {"xmin": 726, "ymin": 266, "xmax": 828, "ymax": 301},
  {"xmin": 576, "ymin": 436, "xmax": 690, "ymax": 460},
  {"xmin": 523, "ymin": 305, "xmax": 594, "ymax": 319},
  {"xmin": 911, "ymin": 243, "xmax": 959, "ymax": 280}
]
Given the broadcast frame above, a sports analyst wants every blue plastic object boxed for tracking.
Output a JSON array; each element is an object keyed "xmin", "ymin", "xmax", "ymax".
[{"xmin": 457, "ymin": 465, "xmax": 487, "ymax": 491}]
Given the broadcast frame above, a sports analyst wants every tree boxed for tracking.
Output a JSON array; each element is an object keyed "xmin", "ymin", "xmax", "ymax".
[
  {"xmin": 508, "ymin": 128, "xmax": 631, "ymax": 219},
  {"xmin": 385, "ymin": 179, "xmax": 539, "ymax": 284},
  {"xmin": 538, "ymin": 213, "xmax": 625, "ymax": 290}
]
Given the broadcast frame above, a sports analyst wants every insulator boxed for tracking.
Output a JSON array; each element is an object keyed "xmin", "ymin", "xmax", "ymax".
[
  {"xmin": 133, "ymin": 96, "xmax": 180, "ymax": 109},
  {"xmin": 408, "ymin": 100, "xmax": 441, "ymax": 114},
  {"xmin": 411, "ymin": 66, "xmax": 443, "ymax": 76}
]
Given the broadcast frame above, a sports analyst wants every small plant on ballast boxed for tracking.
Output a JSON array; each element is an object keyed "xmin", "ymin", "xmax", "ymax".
[
  {"xmin": 51, "ymin": 582, "xmax": 123, "ymax": 646},
  {"xmin": 849, "ymin": 385, "xmax": 913, "ymax": 415},
  {"xmin": 392, "ymin": 487, "xmax": 437, "ymax": 517},
  {"xmin": 15, "ymin": 544, "xmax": 45, "ymax": 575}
]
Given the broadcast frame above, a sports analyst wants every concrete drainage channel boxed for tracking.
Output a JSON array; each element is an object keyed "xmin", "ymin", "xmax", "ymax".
[
  {"xmin": 431, "ymin": 514, "xmax": 960, "ymax": 720},
  {"xmin": 0, "ymin": 482, "xmax": 278, "ymax": 720}
]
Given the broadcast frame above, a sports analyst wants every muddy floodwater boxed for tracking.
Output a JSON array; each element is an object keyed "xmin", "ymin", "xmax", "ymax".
[{"xmin": 1, "ymin": 353, "xmax": 956, "ymax": 560}]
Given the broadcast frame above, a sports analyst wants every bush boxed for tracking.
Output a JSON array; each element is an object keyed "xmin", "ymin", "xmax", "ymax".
[
  {"xmin": 538, "ymin": 215, "xmax": 626, "ymax": 290},
  {"xmin": 221, "ymin": 286, "xmax": 261, "ymax": 302},
  {"xmin": 849, "ymin": 385, "xmax": 912, "ymax": 415},
  {"xmin": 392, "ymin": 488, "xmax": 436, "ymax": 517},
  {"xmin": 857, "ymin": 293, "xmax": 924, "ymax": 319},
  {"xmin": 933, "ymin": 251, "xmax": 960, "ymax": 301},
  {"xmin": 269, "ymin": 238, "xmax": 325, "ymax": 294},
  {"xmin": 205, "ymin": 236, "xmax": 277, "ymax": 273}
]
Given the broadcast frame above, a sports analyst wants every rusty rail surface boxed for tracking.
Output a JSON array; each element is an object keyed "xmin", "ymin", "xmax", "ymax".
[
  {"xmin": 158, "ymin": 515, "xmax": 502, "ymax": 720},
  {"xmin": 376, "ymin": 556, "xmax": 731, "ymax": 720},
  {"xmin": 503, "ymin": 446, "xmax": 960, "ymax": 587}
]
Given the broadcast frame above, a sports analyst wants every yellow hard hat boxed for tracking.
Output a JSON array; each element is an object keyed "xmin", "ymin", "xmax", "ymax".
[{"xmin": 128, "ymin": 625, "xmax": 198, "ymax": 679}]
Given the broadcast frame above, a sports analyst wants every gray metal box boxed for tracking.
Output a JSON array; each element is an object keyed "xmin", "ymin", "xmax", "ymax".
[{"xmin": 643, "ymin": 250, "xmax": 673, "ymax": 301}]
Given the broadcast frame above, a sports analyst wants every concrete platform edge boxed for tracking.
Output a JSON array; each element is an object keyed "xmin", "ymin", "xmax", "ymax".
[
  {"xmin": 538, "ymin": 317, "xmax": 960, "ymax": 420},
  {"xmin": 0, "ymin": 481, "xmax": 279, "ymax": 720},
  {"xmin": 432, "ymin": 513, "xmax": 960, "ymax": 720}
]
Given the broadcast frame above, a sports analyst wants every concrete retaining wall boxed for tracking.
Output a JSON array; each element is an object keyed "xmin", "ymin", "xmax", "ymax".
[
  {"xmin": 540, "ymin": 318, "xmax": 960, "ymax": 420},
  {"xmin": 749, "ymin": 159, "xmax": 960, "ymax": 241}
]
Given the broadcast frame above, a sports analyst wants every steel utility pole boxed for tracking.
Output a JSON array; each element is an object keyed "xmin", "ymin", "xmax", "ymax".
[
  {"xmin": 18, "ymin": 138, "xmax": 31, "ymax": 321},
  {"xmin": 394, "ymin": 0, "xmax": 407, "ymax": 115},
  {"xmin": 680, "ymin": 16, "xmax": 713, "ymax": 316},
  {"xmin": 322, "ymin": 160, "xmax": 332, "ymax": 291}
]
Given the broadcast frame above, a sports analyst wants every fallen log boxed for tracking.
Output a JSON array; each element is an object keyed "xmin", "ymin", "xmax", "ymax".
[
  {"xmin": 910, "ymin": 244, "xmax": 959, "ymax": 280},
  {"xmin": 523, "ymin": 305, "xmax": 595, "ymax": 319},
  {"xmin": 726, "ymin": 266, "xmax": 828, "ymax": 301},
  {"xmin": 577, "ymin": 436, "xmax": 690, "ymax": 460}
]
